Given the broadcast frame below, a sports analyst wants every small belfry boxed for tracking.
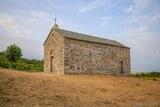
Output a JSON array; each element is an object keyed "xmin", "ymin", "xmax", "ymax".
[{"xmin": 53, "ymin": 18, "xmax": 59, "ymax": 29}]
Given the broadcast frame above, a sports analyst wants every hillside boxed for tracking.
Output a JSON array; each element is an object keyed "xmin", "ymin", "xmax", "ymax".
[
  {"xmin": 0, "ymin": 51, "xmax": 43, "ymax": 72},
  {"xmin": 0, "ymin": 69, "xmax": 160, "ymax": 107}
]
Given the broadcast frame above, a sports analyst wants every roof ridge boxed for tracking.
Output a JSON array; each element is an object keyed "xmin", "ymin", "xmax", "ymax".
[
  {"xmin": 56, "ymin": 28, "xmax": 129, "ymax": 48},
  {"xmin": 58, "ymin": 28, "xmax": 116, "ymax": 41}
]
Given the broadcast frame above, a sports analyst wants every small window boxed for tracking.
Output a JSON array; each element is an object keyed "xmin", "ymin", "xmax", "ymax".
[{"xmin": 50, "ymin": 50, "xmax": 53, "ymax": 55}]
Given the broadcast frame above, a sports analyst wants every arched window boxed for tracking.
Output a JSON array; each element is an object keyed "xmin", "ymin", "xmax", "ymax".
[{"xmin": 50, "ymin": 50, "xmax": 53, "ymax": 55}]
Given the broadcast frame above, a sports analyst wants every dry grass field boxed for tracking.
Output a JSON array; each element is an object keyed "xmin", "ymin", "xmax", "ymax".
[{"xmin": 0, "ymin": 69, "xmax": 160, "ymax": 107}]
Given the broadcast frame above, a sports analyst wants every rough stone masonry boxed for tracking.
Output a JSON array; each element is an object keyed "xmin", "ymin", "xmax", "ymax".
[{"xmin": 44, "ymin": 22, "xmax": 131, "ymax": 75}]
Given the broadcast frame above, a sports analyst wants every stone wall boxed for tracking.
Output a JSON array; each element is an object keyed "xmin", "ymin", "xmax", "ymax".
[
  {"xmin": 64, "ymin": 38, "xmax": 130, "ymax": 75},
  {"xmin": 44, "ymin": 29, "xmax": 64, "ymax": 74}
]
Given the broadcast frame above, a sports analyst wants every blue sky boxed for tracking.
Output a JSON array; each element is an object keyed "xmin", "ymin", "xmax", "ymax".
[{"xmin": 0, "ymin": 0, "xmax": 160, "ymax": 72}]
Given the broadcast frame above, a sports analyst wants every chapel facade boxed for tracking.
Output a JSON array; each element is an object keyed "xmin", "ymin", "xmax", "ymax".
[{"xmin": 44, "ymin": 22, "xmax": 131, "ymax": 75}]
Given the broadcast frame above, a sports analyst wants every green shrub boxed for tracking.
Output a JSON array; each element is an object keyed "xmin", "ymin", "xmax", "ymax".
[
  {"xmin": 16, "ymin": 65, "xmax": 26, "ymax": 70},
  {"xmin": 145, "ymin": 72, "xmax": 159, "ymax": 77},
  {"xmin": 134, "ymin": 73, "xmax": 142, "ymax": 78},
  {"xmin": 140, "ymin": 73, "xmax": 145, "ymax": 77},
  {"xmin": 133, "ymin": 72, "xmax": 160, "ymax": 77},
  {"xmin": 0, "ymin": 51, "xmax": 43, "ymax": 72},
  {"xmin": 0, "ymin": 61, "xmax": 9, "ymax": 68},
  {"xmin": 153, "ymin": 77, "xmax": 157, "ymax": 81},
  {"xmin": 29, "ymin": 66, "xmax": 43, "ymax": 72}
]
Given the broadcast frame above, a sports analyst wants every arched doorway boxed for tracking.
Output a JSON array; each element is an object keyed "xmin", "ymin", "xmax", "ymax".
[
  {"xmin": 50, "ymin": 50, "xmax": 54, "ymax": 72},
  {"xmin": 50, "ymin": 56, "xmax": 54, "ymax": 72},
  {"xmin": 120, "ymin": 61, "xmax": 123, "ymax": 73}
]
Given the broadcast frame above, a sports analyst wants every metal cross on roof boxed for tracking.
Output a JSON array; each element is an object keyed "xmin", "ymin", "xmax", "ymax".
[{"xmin": 55, "ymin": 18, "xmax": 57, "ymax": 24}]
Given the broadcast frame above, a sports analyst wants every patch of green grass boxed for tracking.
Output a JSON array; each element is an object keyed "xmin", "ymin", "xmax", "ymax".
[
  {"xmin": 132, "ymin": 72, "xmax": 160, "ymax": 81},
  {"xmin": 141, "ymin": 77, "xmax": 160, "ymax": 81},
  {"xmin": 0, "ymin": 57, "xmax": 43, "ymax": 72}
]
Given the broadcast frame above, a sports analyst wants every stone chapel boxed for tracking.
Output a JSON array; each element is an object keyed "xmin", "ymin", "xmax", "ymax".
[{"xmin": 44, "ymin": 21, "xmax": 131, "ymax": 75}]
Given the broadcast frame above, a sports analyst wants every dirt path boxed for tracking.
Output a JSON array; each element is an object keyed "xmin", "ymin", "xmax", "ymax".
[{"xmin": 0, "ymin": 69, "xmax": 160, "ymax": 107}]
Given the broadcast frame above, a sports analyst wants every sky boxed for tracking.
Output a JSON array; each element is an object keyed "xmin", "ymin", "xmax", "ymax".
[{"xmin": 0, "ymin": 0, "xmax": 160, "ymax": 72}]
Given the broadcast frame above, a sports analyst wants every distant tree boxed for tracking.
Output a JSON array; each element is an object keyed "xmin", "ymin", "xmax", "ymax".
[
  {"xmin": 0, "ymin": 51, "xmax": 9, "ymax": 68},
  {"xmin": 0, "ymin": 51, "xmax": 6, "ymax": 61},
  {"xmin": 41, "ymin": 59, "xmax": 44, "ymax": 63},
  {"xmin": 5, "ymin": 44, "xmax": 22, "ymax": 68}
]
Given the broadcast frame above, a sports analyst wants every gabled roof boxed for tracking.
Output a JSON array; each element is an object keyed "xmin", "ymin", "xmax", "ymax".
[{"xmin": 55, "ymin": 29, "xmax": 129, "ymax": 48}]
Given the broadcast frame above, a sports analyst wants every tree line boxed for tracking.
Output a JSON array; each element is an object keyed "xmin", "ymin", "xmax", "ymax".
[{"xmin": 0, "ymin": 44, "xmax": 43, "ymax": 72}]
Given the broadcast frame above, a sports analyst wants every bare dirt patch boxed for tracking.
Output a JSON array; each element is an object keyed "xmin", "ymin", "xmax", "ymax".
[{"xmin": 0, "ymin": 69, "xmax": 160, "ymax": 107}]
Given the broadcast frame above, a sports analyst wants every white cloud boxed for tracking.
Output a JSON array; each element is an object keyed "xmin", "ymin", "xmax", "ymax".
[
  {"xmin": 0, "ymin": 10, "xmax": 53, "ymax": 59},
  {"xmin": 0, "ymin": 9, "xmax": 84, "ymax": 59},
  {"xmin": 100, "ymin": 16, "xmax": 113, "ymax": 26},
  {"xmin": 59, "ymin": 19, "xmax": 85, "ymax": 32},
  {"xmin": 121, "ymin": 31, "xmax": 160, "ymax": 71},
  {"xmin": 120, "ymin": 0, "xmax": 160, "ymax": 34},
  {"xmin": 0, "ymin": 34, "xmax": 43, "ymax": 60},
  {"xmin": 114, "ymin": 0, "xmax": 160, "ymax": 71},
  {"xmin": 79, "ymin": 0, "xmax": 106, "ymax": 12},
  {"xmin": 124, "ymin": 0, "xmax": 160, "ymax": 13},
  {"xmin": 123, "ymin": 0, "xmax": 160, "ymax": 27},
  {"xmin": 0, "ymin": 13, "xmax": 26, "ymax": 39},
  {"xmin": 46, "ymin": 0, "xmax": 69, "ymax": 11},
  {"xmin": 0, "ymin": 10, "xmax": 53, "ymax": 40}
]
